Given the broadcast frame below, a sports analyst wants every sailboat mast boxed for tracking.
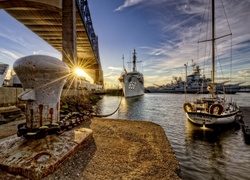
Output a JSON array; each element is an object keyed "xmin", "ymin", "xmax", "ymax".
[
  {"xmin": 122, "ymin": 55, "xmax": 124, "ymax": 67},
  {"xmin": 132, "ymin": 49, "xmax": 137, "ymax": 72},
  {"xmin": 212, "ymin": 0, "xmax": 215, "ymax": 84}
]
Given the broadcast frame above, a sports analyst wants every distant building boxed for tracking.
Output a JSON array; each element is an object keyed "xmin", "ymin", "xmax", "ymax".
[
  {"xmin": 0, "ymin": 63, "xmax": 9, "ymax": 87},
  {"xmin": 9, "ymin": 74, "xmax": 22, "ymax": 87}
]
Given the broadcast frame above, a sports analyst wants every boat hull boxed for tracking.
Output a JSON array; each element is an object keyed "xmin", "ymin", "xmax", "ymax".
[
  {"xmin": 120, "ymin": 73, "xmax": 144, "ymax": 98},
  {"xmin": 186, "ymin": 111, "xmax": 238, "ymax": 125},
  {"xmin": 145, "ymin": 87, "xmax": 240, "ymax": 94}
]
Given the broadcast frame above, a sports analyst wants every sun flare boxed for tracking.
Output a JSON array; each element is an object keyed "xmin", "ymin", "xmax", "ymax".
[{"xmin": 75, "ymin": 68, "xmax": 87, "ymax": 77}]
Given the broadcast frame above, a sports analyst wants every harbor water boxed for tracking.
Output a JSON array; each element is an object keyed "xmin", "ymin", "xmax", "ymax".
[{"xmin": 96, "ymin": 93, "xmax": 250, "ymax": 180}]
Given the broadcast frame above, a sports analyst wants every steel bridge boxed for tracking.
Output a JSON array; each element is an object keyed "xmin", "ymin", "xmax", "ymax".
[{"xmin": 0, "ymin": 0, "xmax": 103, "ymax": 85}]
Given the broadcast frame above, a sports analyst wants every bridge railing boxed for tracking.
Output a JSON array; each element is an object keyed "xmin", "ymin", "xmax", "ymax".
[{"xmin": 76, "ymin": 0, "xmax": 101, "ymax": 66}]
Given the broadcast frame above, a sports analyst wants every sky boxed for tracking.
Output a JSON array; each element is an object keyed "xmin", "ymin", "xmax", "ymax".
[{"xmin": 0, "ymin": 0, "xmax": 250, "ymax": 87}]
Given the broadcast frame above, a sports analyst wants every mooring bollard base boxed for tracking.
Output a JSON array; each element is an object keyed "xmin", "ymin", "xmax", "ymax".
[{"xmin": 0, "ymin": 127, "xmax": 92, "ymax": 179}]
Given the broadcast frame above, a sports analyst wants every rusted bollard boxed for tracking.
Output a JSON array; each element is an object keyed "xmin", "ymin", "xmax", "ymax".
[{"xmin": 14, "ymin": 55, "xmax": 70, "ymax": 132}]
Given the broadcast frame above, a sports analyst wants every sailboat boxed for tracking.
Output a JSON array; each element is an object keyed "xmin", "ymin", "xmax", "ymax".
[
  {"xmin": 119, "ymin": 49, "xmax": 144, "ymax": 98},
  {"xmin": 183, "ymin": 0, "xmax": 239, "ymax": 125}
]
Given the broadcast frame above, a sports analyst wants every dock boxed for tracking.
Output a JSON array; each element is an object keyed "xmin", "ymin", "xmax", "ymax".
[{"xmin": 240, "ymin": 106, "xmax": 250, "ymax": 140}]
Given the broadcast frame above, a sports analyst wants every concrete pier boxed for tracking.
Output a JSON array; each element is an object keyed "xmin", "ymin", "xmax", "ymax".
[{"xmin": 0, "ymin": 117, "xmax": 181, "ymax": 179}]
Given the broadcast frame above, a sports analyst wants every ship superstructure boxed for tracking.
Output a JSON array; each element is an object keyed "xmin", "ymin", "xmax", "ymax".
[{"xmin": 145, "ymin": 63, "xmax": 241, "ymax": 94}]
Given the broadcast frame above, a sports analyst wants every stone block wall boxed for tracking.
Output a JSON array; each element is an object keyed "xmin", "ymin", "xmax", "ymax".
[
  {"xmin": 0, "ymin": 87, "xmax": 87, "ymax": 107},
  {"xmin": 0, "ymin": 87, "xmax": 23, "ymax": 107}
]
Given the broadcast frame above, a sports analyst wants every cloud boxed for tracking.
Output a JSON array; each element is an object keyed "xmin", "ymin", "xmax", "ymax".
[
  {"xmin": 0, "ymin": 31, "xmax": 30, "ymax": 49},
  {"xmin": 108, "ymin": 66, "xmax": 122, "ymax": 71},
  {"xmin": 237, "ymin": 70, "xmax": 250, "ymax": 84},
  {"xmin": 139, "ymin": 0, "xmax": 250, "ymax": 85},
  {"xmin": 0, "ymin": 48, "xmax": 21, "ymax": 61},
  {"xmin": 238, "ymin": 70, "xmax": 250, "ymax": 78},
  {"xmin": 115, "ymin": 0, "xmax": 144, "ymax": 11},
  {"xmin": 103, "ymin": 0, "xmax": 250, "ymax": 86},
  {"xmin": 32, "ymin": 50, "xmax": 61, "ymax": 60},
  {"xmin": 115, "ymin": 0, "xmax": 181, "ymax": 12}
]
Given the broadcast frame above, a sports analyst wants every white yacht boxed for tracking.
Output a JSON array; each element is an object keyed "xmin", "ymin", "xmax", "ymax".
[
  {"xmin": 183, "ymin": 0, "xmax": 239, "ymax": 126},
  {"xmin": 119, "ymin": 49, "xmax": 144, "ymax": 98}
]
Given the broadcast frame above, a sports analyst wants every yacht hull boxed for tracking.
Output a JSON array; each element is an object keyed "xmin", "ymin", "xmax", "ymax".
[{"xmin": 186, "ymin": 111, "xmax": 238, "ymax": 125}]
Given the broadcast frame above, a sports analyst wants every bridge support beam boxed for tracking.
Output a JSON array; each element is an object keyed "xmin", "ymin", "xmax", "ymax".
[
  {"xmin": 95, "ymin": 69, "xmax": 100, "ymax": 84},
  {"xmin": 62, "ymin": 0, "xmax": 77, "ymax": 68}
]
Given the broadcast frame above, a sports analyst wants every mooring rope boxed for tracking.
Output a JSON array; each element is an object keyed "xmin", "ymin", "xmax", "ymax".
[
  {"xmin": 17, "ymin": 91, "xmax": 124, "ymax": 139},
  {"xmin": 93, "ymin": 92, "xmax": 123, "ymax": 118}
]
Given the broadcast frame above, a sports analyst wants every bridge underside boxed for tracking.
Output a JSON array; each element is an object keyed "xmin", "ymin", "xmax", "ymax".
[{"xmin": 0, "ymin": 0, "xmax": 103, "ymax": 85}]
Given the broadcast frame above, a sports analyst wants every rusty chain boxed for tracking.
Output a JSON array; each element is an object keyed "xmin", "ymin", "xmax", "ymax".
[{"xmin": 17, "ymin": 112, "xmax": 92, "ymax": 139}]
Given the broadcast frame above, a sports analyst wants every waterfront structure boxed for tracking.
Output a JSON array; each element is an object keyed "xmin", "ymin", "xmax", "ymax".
[
  {"xmin": 0, "ymin": 0, "xmax": 103, "ymax": 85},
  {"xmin": 183, "ymin": 0, "xmax": 239, "ymax": 126},
  {"xmin": 119, "ymin": 49, "xmax": 144, "ymax": 97},
  {"xmin": 0, "ymin": 63, "xmax": 8, "ymax": 87}
]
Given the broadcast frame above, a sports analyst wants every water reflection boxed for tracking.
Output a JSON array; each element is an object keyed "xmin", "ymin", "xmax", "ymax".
[
  {"xmin": 183, "ymin": 120, "xmax": 244, "ymax": 179},
  {"xmin": 117, "ymin": 96, "xmax": 145, "ymax": 120},
  {"xmin": 185, "ymin": 120, "xmax": 218, "ymax": 142},
  {"xmin": 96, "ymin": 93, "xmax": 250, "ymax": 180}
]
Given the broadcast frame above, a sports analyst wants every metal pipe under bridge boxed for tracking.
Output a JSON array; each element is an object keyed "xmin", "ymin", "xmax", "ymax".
[{"xmin": 0, "ymin": 0, "xmax": 103, "ymax": 85}]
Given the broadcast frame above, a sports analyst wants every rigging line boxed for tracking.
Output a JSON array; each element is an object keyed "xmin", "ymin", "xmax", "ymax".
[
  {"xmin": 93, "ymin": 93, "xmax": 123, "ymax": 117},
  {"xmin": 205, "ymin": 46, "xmax": 212, "ymax": 81},
  {"xmin": 198, "ymin": 0, "xmax": 209, "ymax": 42},
  {"xmin": 215, "ymin": 43, "xmax": 225, "ymax": 83},
  {"xmin": 198, "ymin": 5, "xmax": 208, "ymax": 79},
  {"xmin": 230, "ymin": 32, "xmax": 233, "ymax": 93},
  {"xmin": 198, "ymin": 34, "xmax": 232, "ymax": 43},
  {"xmin": 204, "ymin": 0, "xmax": 210, "ymax": 72},
  {"xmin": 198, "ymin": 0, "xmax": 210, "ymax": 64},
  {"xmin": 198, "ymin": 33, "xmax": 232, "ymax": 43},
  {"xmin": 221, "ymin": 0, "xmax": 232, "ymax": 33},
  {"xmin": 230, "ymin": 31, "xmax": 232, "ymax": 82}
]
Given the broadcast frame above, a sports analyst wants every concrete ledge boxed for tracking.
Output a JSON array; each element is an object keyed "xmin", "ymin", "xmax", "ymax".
[
  {"xmin": 0, "ymin": 106, "xmax": 21, "ymax": 113},
  {"xmin": 0, "ymin": 87, "xmax": 88, "ymax": 107},
  {"xmin": 0, "ymin": 127, "xmax": 93, "ymax": 179}
]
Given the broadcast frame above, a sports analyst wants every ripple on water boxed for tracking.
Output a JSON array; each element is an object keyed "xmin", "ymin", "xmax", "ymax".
[{"xmin": 96, "ymin": 93, "xmax": 250, "ymax": 180}]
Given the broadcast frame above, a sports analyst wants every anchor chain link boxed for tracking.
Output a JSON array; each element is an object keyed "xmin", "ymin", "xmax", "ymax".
[{"xmin": 17, "ymin": 112, "xmax": 92, "ymax": 139}]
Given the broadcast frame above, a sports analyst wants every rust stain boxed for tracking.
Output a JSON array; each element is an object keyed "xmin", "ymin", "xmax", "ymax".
[
  {"xmin": 39, "ymin": 104, "xmax": 43, "ymax": 127},
  {"xmin": 25, "ymin": 108, "xmax": 29, "ymax": 124},
  {"xmin": 56, "ymin": 102, "xmax": 59, "ymax": 122},
  {"xmin": 30, "ymin": 109, "xmax": 33, "ymax": 129},
  {"xmin": 49, "ymin": 108, "xmax": 53, "ymax": 124}
]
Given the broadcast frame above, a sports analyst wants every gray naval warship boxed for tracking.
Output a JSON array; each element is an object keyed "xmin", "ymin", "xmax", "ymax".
[
  {"xmin": 119, "ymin": 49, "xmax": 144, "ymax": 98},
  {"xmin": 145, "ymin": 64, "xmax": 241, "ymax": 94}
]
